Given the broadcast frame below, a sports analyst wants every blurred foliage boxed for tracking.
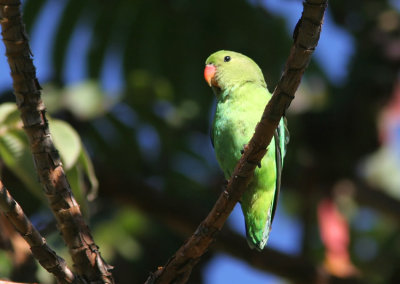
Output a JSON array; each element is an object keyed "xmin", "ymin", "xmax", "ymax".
[
  {"xmin": 0, "ymin": 103, "xmax": 97, "ymax": 216},
  {"xmin": 0, "ymin": 0, "xmax": 399, "ymax": 283}
]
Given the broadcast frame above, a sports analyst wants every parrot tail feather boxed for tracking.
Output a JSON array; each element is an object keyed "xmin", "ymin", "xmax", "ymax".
[{"xmin": 244, "ymin": 205, "xmax": 273, "ymax": 251}]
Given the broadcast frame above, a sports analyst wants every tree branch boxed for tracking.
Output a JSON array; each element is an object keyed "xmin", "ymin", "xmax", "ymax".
[
  {"xmin": 98, "ymin": 170, "xmax": 364, "ymax": 284},
  {"xmin": 0, "ymin": 180, "xmax": 79, "ymax": 284},
  {"xmin": 0, "ymin": 281, "xmax": 35, "ymax": 284},
  {"xmin": 145, "ymin": 1, "xmax": 327, "ymax": 283},
  {"xmin": 0, "ymin": 1, "xmax": 113, "ymax": 283}
]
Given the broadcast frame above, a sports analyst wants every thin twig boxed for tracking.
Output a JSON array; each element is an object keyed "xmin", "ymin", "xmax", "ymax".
[
  {"xmin": 0, "ymin": 180, "xmax": 79, "ymax": 284},
  {"xmin": 0, "ymin": 1, "xmax": 113, "ymax": 283},
  {"xmin": 145, "ymin": 1, "xmax": 328, "ymax": 283}
]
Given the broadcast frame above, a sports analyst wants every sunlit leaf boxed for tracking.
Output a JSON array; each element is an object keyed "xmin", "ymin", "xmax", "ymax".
[
  {"xmin": 0, "ymin": 103, "xmax": 18, "ymax": 125},
  {"xmin": 0, "ymin": 103, "xmax": 98, "ymax": 213},
  {"xmin": 0, "ymin": 129, "xmax": 43, "ymax": 199},
  {"xmin": 64, "ymin": 81, "xmax": 111, "ymax": 119},
  {"xmin": 49, "ymin": 119, "xmax": 81, "ymax": 170}
]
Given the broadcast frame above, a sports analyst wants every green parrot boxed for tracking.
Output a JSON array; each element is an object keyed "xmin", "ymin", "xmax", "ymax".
[{"xmin": 204, "ymin": 50, "xmax": 288, "ymax": 250}]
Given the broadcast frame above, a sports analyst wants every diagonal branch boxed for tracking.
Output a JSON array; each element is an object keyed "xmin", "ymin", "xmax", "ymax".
[
  {"xmin": 145, "ymin": 1, "xmax": 328, "ymax": 283},
  {"xmin": 0, "ymin": 1, "xmax": 113, "ymax": 283},
  {"xmin": 0, "ymin": 180, "xmax": 80, "ymax": 284},
  {"xmin": 0, "ymin": 281, "xmax": 36, "ymax": 284},
  {"xmin": 99, "ymin": 171, "xmax": 364, "ymax": 284}
]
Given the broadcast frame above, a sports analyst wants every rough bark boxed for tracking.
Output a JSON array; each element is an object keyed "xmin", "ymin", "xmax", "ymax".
[
  {"xmin": 0, "ymin": 281, "xmax": 36, "ymax": 284},
  {"xmin": 0, "ymin": 180, "xmax": 79, "ymax": 284},
  {"xmin": 0, "ymin": 1, "xmax": 113, "ymax": 283},
  {"xmin": 145, "ymin": 1, "xmax": 328, "ymax": 283},
  {"xmin": 99, "ymin": 171, "xmax": 364, "ymax": 284}
]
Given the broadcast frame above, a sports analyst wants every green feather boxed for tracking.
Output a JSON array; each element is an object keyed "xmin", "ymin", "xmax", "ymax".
[{"xmin": 206, "ymin": 50, "xmax": 288, "ymax": 250}]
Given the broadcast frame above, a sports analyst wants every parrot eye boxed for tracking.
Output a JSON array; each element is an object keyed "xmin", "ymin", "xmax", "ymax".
[{"xmin": 224, "ymin": 56, "xmax": 231, "ymax": 62}]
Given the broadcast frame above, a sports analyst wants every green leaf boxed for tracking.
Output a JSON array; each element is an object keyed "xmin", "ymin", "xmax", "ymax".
[
  {"xmin": 0, "ymin": 130, "xmax": 43, "ymax": 200},
  {"xmin": 78, "ymin": 147, "xmax": 99, "ymax": 201},
  {"xmin": 64, "ymin": 81, "xmax": 111, "ymax": 120},
  {"xmin": 0, "ymin": 103, "xmax": 98, "ymax": 213},
  {"xmin": 0, "ymin": 103, "xmax": 20, "ymax": 127},
  {"xmin": 0, "ymin": 103, "xmax": 16, "ymax": 124},
  {"xmin": 66, "ymin": 165, "xmax": 88, "ymax": 217},
  {"xmin": 49, "ymin": 119, "xmax": 81, "ymax": 170}
]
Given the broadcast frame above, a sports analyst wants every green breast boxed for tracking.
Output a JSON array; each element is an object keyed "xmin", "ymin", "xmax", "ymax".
[{"xmin": 212, "ymin": 83, "xmax": 270, "ymax": 178}]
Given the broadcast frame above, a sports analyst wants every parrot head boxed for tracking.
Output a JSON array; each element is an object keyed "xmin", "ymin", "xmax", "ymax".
[{"xmin": 204, "ymin": 50, "xmax": 266, "ymax": 94}]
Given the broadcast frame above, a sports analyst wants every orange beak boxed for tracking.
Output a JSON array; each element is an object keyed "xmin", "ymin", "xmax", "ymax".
[{"xmin": 204, "ymin": 64, "xmax": 217, "ymax": 87}]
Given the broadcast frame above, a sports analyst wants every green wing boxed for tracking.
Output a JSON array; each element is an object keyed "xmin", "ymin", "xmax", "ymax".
[{"xmin": 270, "ymin": 117, "xmax": 289, "ymax": 222}]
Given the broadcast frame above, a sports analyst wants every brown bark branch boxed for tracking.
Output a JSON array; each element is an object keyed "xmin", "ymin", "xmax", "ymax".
[
  {"xmin": 0, "ymin": 281, "xmax": 36, "ymax": 284},
  {"xmin": 99, "ymin": 170, "xmax": 364, "ymax": 284},
  {"xmin": 145, "ymin": 1, "xmax": 328, "ymax": 283},
  {"xmin": 0, "ymin": 180, "xmax": 79, "ymax": 284},
  {"xmin": 0, "ymin": 1, "xmax": 114, "ymax": 283}
]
